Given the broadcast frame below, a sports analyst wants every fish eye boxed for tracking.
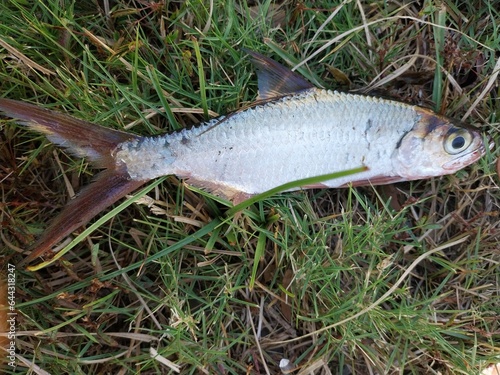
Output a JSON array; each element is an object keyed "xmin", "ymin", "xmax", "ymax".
[{"xmin": 444, "ymin": 129, "xmax": 473, "ymax": 155}]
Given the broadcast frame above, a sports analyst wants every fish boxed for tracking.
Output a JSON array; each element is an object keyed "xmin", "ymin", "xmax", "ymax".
[{"xmin": 0, "ymin": 50, "xmax": 487, "ymax": 264}]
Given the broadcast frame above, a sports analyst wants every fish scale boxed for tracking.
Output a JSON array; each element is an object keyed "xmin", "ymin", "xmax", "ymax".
[{"xmin": 118, "ymin": 90, "xmax": 420, "ymax": 197}]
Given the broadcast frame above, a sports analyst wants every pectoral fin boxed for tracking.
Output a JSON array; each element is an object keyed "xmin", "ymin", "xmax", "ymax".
[{"xmin": 340, "ymin": 175, "xmax": 406, "ymax": 187}]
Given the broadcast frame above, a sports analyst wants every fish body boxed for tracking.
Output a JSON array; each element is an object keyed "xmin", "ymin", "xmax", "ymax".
[
  {"xmin": 0, "ymin": 50, "xmax": 487, "ymax": 263},
  {"xmin": 116, "ymin": 88, "xmax": 484, "ymax": 201}
]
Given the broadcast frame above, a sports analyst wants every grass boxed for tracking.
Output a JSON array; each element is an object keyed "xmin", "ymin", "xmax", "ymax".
[{"xmin": 0, "ymin": 0, "xmax": 499, "ymax": 374}]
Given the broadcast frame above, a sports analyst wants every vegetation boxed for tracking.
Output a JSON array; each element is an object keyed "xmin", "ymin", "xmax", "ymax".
[{"xmin": 0, "ymin": 0, "xmax": 499, "ymax": 373}]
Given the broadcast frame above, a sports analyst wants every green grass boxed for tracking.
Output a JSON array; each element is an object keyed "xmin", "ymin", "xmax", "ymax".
[{"xmin": 1, "ymin": 0, "xmax": 499, "ymax": 374}]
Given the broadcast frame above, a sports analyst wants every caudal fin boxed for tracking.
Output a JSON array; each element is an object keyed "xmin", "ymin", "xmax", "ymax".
[
  {"xmin": 21, "ymin": 170, "xmax": 145, "ymax": 265},
  {"xmin": 0, "ymin": 99, "xmax": 147, "ymax": 264}
]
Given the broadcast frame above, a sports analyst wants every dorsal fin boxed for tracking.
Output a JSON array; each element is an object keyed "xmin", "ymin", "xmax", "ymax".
[{"xmin": 244, "ymin": 49, "xmax": 314, "ymax": 100}]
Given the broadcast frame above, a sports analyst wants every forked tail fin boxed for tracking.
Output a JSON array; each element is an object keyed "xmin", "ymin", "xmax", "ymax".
[{"xmin": 0, "ymin": 99, "xmax": 147, "ymax": 264}]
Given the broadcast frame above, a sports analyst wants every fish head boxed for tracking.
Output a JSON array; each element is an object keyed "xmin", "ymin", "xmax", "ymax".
[{"xmin": 392, "ymin": 108, "xmax": 487, "ymax": 179}]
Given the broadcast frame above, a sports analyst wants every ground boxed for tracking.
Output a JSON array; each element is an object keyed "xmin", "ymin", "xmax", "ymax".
[{"xmin": 0, "ymin": 0, "xmax": 499, "ymax": 374}]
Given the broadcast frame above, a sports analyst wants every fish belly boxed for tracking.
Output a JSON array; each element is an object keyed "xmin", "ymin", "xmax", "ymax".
[{"xmin": 165, "ymin": 90, "xmax": 420, "ymax": 198}]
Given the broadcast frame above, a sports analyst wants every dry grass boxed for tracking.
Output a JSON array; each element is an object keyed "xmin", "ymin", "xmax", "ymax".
[{"xmin": 0, "ymin": 0, "xmax": 499, "ymax": 374}]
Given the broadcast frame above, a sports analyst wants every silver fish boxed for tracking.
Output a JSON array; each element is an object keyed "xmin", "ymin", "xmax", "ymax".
[{"xmin": 0, "ymin": 51, "xmax": 486, "ymax": 263}]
